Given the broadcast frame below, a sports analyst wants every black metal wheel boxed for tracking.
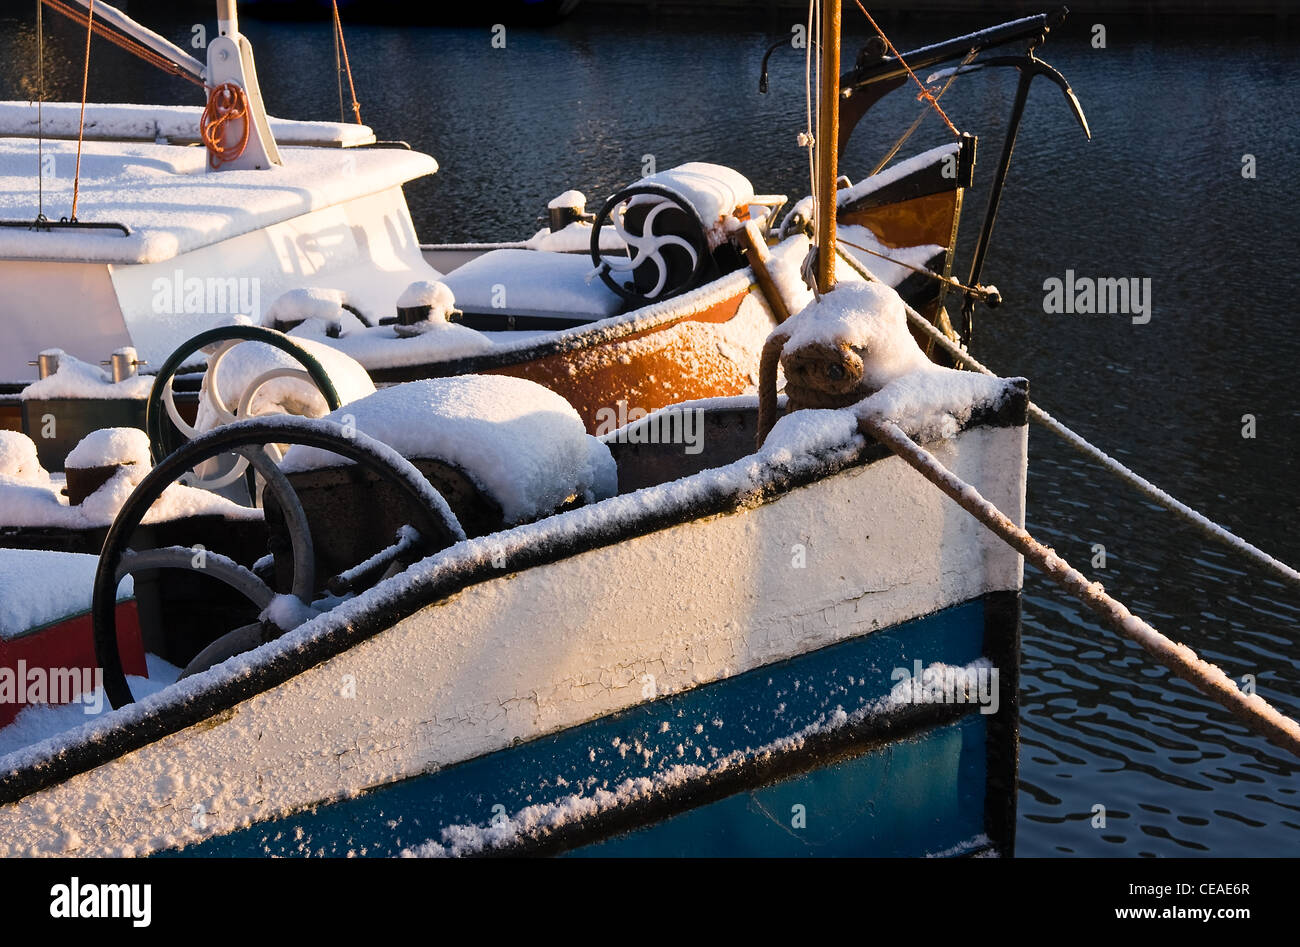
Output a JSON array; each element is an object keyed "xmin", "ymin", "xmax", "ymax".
[
  {"xmin": 590, "ymin": 184, "xmax": 712, "ymax": 305},
  {"xmin": 92, "ymin": 417, "xmax": 465, "ymax": 709}
]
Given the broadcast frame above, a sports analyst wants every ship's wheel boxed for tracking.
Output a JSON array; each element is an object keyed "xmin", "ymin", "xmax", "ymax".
[
  {"xmin": 145, "ymin": 325, "xmax": 343, "ymax": 493},
  {"xmin": 590, "ymin": 184, "xmax": 712, "ymax": 305},
  {"xmin": 92, "ymin": 417, "xmax": 465, "ymax": 709}
]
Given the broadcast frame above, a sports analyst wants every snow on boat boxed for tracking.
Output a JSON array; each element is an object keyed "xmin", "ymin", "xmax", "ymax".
[
  {"xmin": 0, "ymin": 4, "xmax": 1103, "ymax": 857},
  {"xmin": 0, "ymin": 277, "xmax": 1028, "ymax": 857},
  {"xmin": 0, "ymin": 1, "xmax": 1015, "ymax": 443}
]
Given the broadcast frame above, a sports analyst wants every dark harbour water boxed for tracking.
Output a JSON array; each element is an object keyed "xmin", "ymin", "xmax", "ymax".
[{"xmin": 2, "ymin": 9, "xmax": 1297, "ymax": 857}]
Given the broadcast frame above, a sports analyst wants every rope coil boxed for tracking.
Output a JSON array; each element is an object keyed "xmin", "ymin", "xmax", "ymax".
[{"xmin": 200, "ymin": 82, "xmax": 251, "ymax": 169}]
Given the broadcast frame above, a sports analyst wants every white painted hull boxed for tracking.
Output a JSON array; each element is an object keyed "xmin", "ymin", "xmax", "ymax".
[{"xmin": 0, "ymin": 419, "xmax": 1025, "ymax": 856}]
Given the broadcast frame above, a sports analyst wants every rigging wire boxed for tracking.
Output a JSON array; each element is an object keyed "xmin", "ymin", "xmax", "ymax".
[
  {"xmin": 869, "ymin": 47, "xmax": 975, "ymax": 178},
  {"xmin": 850, "ymin": 0, "xmax": 960, "ymax": 137},
  {"xmin": 35, "ymin": 0, "xmax": 45, "ymax": 223},
  {"xmin": 331, "ymin": 0, "xmax": 362, "ymax": 125}
]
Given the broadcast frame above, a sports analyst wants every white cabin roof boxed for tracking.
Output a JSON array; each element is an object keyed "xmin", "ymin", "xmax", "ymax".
[
  {"xmin": 0, "ymin": 135, "xmax": 437, "ymax": 265},
  {"xmin": 0, "ymin": 101, "xmax": 378, "ymax": 148}
]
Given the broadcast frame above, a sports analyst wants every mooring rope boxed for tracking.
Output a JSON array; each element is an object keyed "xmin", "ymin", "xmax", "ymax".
[
  {"xmin": 858, "ymin": 413, "xmax": 1300, "ymax": 759},
  {"xmin": 833, "ymin": 248, "xmax": 1300, "ymax": 590}
]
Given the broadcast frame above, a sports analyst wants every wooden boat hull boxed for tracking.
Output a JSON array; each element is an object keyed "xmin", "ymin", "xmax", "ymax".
[
  {"xmin": 0, "ymin": 399, "xmax": 1027, "ymax": 857},
  {"xmin": 174, "ymin": 593, "xmax": 1019, "ymax": 858}
]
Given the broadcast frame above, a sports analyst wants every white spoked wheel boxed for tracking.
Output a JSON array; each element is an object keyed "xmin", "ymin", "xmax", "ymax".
[
  {"xmin": 591, "ymin": 184, "xmax": 710, "ymax": 304},
  {"xmin": 148, "ymin": 326, "xmax": 344, "ymax": 499}
]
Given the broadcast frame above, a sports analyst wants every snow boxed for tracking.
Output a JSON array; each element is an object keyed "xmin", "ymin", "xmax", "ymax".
[
  {"xmin": 836, "ymin": 142, "xmax": 962, "ymax": 207},
  {"xmin": 263, "ymin": 287, "xmax": 350, "ymax": 329},
  {"xmin": 260, "ymin": 594, "xmax": 323, "ymax": 632},
  {"xmin": 0, "ymin": 461, "xmax": 261, "ymax": 529},
  {"xmin": 0, "ymin": 654, "xmax": 177, "ymax": 758},
  {"xmin": 0, "ymin": 101, "xmax": 377, "ymax": 148},
  {"xmin": 302, "ymin": 320, "xmax": 494, "ymax": 370},
  {"xmin": 547, "ymin": 190, "xmax": 587, "ymax": 209},
  {"xmin": 19, "ymin": 352, "xmax": 152, "ymax": 401},
  {"xmin": 440, "ymin": 248, "xmax": 623, "ymax": 319},
  {"xmin": 524, "ymin": 222, "xmax": 626, "ymax": 254},
  {"xmin": 855, "ymin": 369, "xmax": 1012, "ymax": 444},
  {"xmin": 0, "ymin": 138, "xmax": 437, "ymax": 264},
  {"xmin": 63, "ymin": 427, "xmax": 151, "ymax": 470},
  {"xmin": 836, "ymin": 223, "xmax": 945, "ymax": 289},
  {"xmin": 765, "ymin": 233, "xmax": 816, "ymax": 313},
  {"xmin": 279, "ymin": 377, "xmax": 618, "ymax": 525},
  {"xmin": 194, "ymin": 335, "xmax": 376, "ymax": 434},
  {"xmin": 0, "ymin": 430, "xmax": 48, "ymax": 483},
  {"xmin": 771, "ymin": 281, "xmax": 1012, "ymax": 443},
  {"xmin": 395, "ymin": 280, "xmax": 456, "ymax": 316},
  {"xmin": 780, "ymin": 280, "xmax": 933, "ymax": 391},
  {"xmin": 400, "ymin": 656, "xmax": 995, "ymax": 857},
  {"xmin": 633, "ymin": 163, "xmax": 755, "ymax": 248},
  {"xmin": 0, "ymin": 548, "xmax": 133, "ymax": 639}
]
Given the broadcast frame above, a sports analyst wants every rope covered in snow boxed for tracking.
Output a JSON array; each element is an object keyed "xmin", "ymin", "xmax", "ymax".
[
  {"xmin": 834, "ymin": 248, "xmax": 1300, "ymax": 591},
  {"xmin": 858, "ymin": 413, "xmax": 1300, "ymax": 759}
]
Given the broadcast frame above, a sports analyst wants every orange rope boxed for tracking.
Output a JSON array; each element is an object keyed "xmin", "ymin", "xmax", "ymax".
[
  {"xmin": 852, "ymin": 0, "xmax": 960, "ymax": 137},
  {"xmin": 200, "ymin": 83, "xmax": 251, "ymax": 169},
  {"xmin": 40, "ymin": 0, "xmax": 204, "ymax": 88},
  {"xmin": 332, "ymin": 1, "xmax": 362, "ymax": 125},
  {"xmin": 69, "ymin": 0, "xmax": 93, "ymax": 221}
]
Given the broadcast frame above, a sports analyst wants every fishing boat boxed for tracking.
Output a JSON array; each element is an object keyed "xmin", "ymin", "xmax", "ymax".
[
  {"xmin": 11, "ymin": 2, "xmax": 1246, "ymax": 859},
  {"xmin": 0, "ymin": 2, "xmax": 1083, "ymax": 453}
]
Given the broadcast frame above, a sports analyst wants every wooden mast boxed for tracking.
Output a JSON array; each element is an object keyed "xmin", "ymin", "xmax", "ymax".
[{"xmin": 815, "ymin": 0, "xmax": 842, "ymax": 293}]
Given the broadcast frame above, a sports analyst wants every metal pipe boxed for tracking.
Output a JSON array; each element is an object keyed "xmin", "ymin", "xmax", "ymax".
[
  {"xmin": 216, "ymin": 0, "xmax": 239, "ymax": 37},
  {"xmin": 960, "ymin": 65, "xmax": 1033, "ymax": 342}
]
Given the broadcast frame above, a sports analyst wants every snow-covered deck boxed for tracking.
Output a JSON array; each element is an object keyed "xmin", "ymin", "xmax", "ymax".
[{"xmin": 0, "ymin": 136, "xmax": 437, "ymax": 265}]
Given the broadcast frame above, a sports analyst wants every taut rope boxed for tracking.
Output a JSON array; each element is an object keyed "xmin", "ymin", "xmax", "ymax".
[
  {"xmin": 332, "ymin": 0, "xmax": 362, "ymax": 125},
  {"xmin": 858, "ymin": 413, "xmax": 1300, "ymax": 760},
  {"xmin": 69, "ymin": 0, "xmax": 94, "ymax": 222},
  {"xmin": 851, "ymin": 0, "xmax": 960, "ymax": 138},
  {"xmin": 833, "ymin": 246, "xmax": 1300, "ymax": 591}
]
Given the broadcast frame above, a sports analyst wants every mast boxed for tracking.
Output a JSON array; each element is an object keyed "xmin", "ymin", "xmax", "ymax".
[
  {"xmin": 207, "ymin": 0, "xmax": 282, "ymax": 171},
  {"xmin": 815, "ymin": 0, "xmax": 841, "ymax": 293},
  {"xmin": 63, "ymin": 0, "xmax": 281, "ymax": 171}
]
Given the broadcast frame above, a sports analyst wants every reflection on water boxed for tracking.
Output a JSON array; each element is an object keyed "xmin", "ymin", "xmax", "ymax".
[{"xmin": 1, "ymin": 8, "xmax": 1296, "ymax": 856}]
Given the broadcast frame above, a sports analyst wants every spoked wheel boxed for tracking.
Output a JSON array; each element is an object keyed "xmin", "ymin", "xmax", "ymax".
[
  {"xmin": 92, "ymin": 417, "xmax": 466, "ymax": 709},
  {"xmin": 590, "ymin": 184, "xmax": 712, "ymax": 305},
  {"xmin": 145, "ymin": 325, "xmax": 344, "ymax": 493}
]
